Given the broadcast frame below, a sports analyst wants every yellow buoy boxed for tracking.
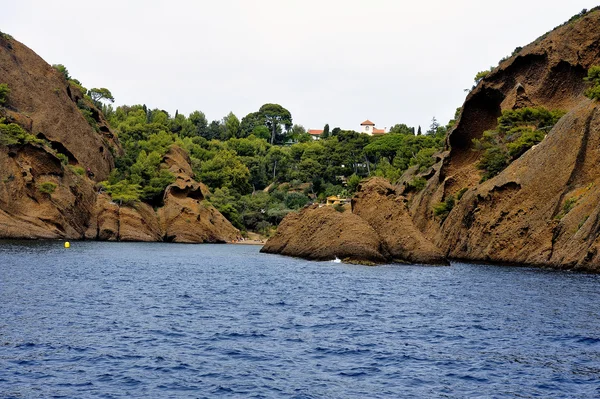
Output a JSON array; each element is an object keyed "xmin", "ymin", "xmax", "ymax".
[{"xmin": 64, "ymin": 241, "xmax": 70, "ymax": 248}]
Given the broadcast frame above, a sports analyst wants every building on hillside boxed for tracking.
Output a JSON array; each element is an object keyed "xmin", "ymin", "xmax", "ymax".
[
  {"xmin": 309, "ymin": 120, "xmax": 385, "ymax": 139},
  {"xmin": 326, "ymin": 195, "xmax": 351, "ymax": 206},
  {"xmin": 308, "ymin": 129, "xmax": 324, "ymax": 140},
  {"xmin": 360, "ymin": 119, "xmax": 386, "ymax": 136}
]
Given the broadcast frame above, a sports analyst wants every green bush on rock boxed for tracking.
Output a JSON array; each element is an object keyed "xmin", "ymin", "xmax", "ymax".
[
  {"xmin": 584, "ymin": 66, "xmax": 600, "ymax": 100},
  {"xmin": 37, "ymin": 182, "xmax": 57, "ymax": 195},
  {"xmin": 433, "ymin": 195, "xmax": 455, "ymax": 222},
  {"xmin": 0, "ymin": 83, "xmax": 10, "ymax": 106},
  {"xmin": 100, "ymin": 180, "xmax": 141, "ymax": 205},
  {"xmin": 0, "ymin": 119, "xmax": 44, "ymax": 146},
  {"xmin": 473, "ymin": 107, "xmax": 565, "ymax": 181}
]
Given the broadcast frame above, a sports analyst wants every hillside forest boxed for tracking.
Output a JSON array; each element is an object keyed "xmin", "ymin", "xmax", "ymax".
[{"xmin": 30, "ymin": 59, "xmax": 596, "ymax": 236}]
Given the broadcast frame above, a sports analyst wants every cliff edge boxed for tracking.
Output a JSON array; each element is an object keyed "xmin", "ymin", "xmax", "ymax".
[
  {"xmin": 413, "ymin": 9, "xmax": 600, "ymax": 272},
  {"xmin": 0, "ymin": 34, "xmax": 239, "ymax": 243}
]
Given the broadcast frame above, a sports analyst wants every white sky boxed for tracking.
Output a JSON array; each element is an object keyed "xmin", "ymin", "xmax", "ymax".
[{"xmin": 2, "ymin": 1, "xmax": 597, "ymax": 131}]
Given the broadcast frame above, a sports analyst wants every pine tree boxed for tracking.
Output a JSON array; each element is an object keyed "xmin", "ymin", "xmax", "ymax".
[{"xmin": 321, "ymin": 123, "xmax": 330, "ymax": 139}]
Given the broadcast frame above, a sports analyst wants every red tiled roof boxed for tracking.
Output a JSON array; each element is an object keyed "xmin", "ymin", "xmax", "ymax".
[
  {"xmin": 372, "ymin": 128, "xmax": 386, "ymax": 134},
  {"xmin": 308, "ymin": 129, "xmax": 324, "ymax": 135},
  {"xmin": 360, "ymin": 119, "xmax": 375, "ymax": 126}
]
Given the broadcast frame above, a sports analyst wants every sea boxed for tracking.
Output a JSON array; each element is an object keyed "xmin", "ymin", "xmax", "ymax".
[{"xmin": 1, "ymin": 241, "xmax": 599, "ymax": 398}]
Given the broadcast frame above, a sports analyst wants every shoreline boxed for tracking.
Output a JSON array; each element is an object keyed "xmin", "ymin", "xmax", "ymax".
[{"xmin": 228, "ymin": 240, "xmax": 265, "ymax": 246}]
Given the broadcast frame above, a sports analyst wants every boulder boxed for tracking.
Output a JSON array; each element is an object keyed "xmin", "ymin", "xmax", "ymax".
[{"xmin": 261, "ymin": 204, "xmax": 387, "ymax": 264}]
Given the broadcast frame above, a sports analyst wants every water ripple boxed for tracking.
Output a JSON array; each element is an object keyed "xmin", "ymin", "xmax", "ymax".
[{"xmin": 1, "ymin": 241, "xmax": 600, "ymax": 398}]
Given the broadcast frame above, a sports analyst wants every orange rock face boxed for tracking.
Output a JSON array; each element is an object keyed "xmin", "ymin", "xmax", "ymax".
[
  {"xmin": 352, "ymin": 179, "xmax": 447, "ymax": 265},
  {"xmin": 157, "ymin": 147, "xmax": 241, "ymax": 243},
  {"xmin": 0, "ymin": 36, "xmax": 119, "ymax": 181},
  {"xmin": 0, "ymin": 34, "xmax": 119, "ymax": 240},
  {"xmin": 262, "ymin": 178, "xmax": 446, "ymax": 265},
  {"xmin": 0, "ymin": 36, "xmax": 239, "ymax": 244},
  {"xmin": 261, "ymin": 204, "xmax": 388, "ymax": 263},
  {"xmin": 84, "ymin": 147, "xmax": 241, "ymax": 243},
  {"xmin": 408, "ymin": 10, "xmax": 600, "ymax": 271}
]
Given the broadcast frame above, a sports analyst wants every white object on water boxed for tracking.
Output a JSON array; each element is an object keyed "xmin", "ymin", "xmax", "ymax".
[{"xmin": 333, "ymin": 256, "xmax": 342, "ymax": 263}]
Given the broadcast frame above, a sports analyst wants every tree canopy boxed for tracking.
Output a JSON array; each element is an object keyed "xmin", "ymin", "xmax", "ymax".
[
  {"xmin": 258, "ymin": 103, "xmax": 292, "ymax": 145},
  {"xmin": 88, "ymin": 88, "xmax": 115, "ymax": 105},
  {"xmin": 98, "ymin": 99, "xmax": 452, "ymax": 234}
]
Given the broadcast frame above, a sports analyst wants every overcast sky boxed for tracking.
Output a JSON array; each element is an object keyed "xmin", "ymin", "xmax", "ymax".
[{"xmin": 2, "ymin": 1, "xmax": 597, "ymax": 132}]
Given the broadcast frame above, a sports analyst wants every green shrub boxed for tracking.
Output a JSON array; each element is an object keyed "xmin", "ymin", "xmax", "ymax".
[
  {"xmin": 56, "ymin": 153, "xmax": 68, "ymax": 165},
  {"xmin": 100, "ymin": 180, "xmax": 141, "ymax": 205},
  {"xmin": 555, "ymin": 197, "xmax": 578, "ymax": 220},
  {"xmin": 52, "ymin": 64, "xmax": 71, "ymax": 80},
  {"xmin": 410, "ymin": 147, "xmax": 437, "ymax": 172},
  {"xmin": 208, "ymin": 187, "xmax": 243, "ymax": 229},
  {"xmin": 0, "ymin": 30, "xmax": 13, "ymax": 40},
  {"xmin": 563, "ymin": 197, "xmax": 577, "ymax": 214},
  {"xmin": 477, "ymin": 146, "xmax": 509, "ymax": 181},
  {"xmin": 568, "ymin": 8, "xmax": 589, "ymax": 23},
  {"xmin": 584, "ymin": 66, "xmax": 600, "ymax": 100},
  {"xmin": 474, "ymin": 70, "xmax": 491, "ymax": 85},
  {"xmin": 346, "ymin": 174, "xmax": 361, "ymax": 193},
  {"xmin": 473, "ymin": 107, "xmax": 565, "ymax": 180},
  {"xmin": 433, "ymin": 195, "xmax": 455, "ymax": 221},
  {"xmin": 512, "ymin": 46, "xmax": 523, "ymax": 56},
  {"xmin": 333, "ymin": 203, "xmax": 345, "ymax": 213},
  {"xmin": 506, "ymin": 128, "xmax": 545, "ymax": 158},
  {"xmin": 38, "ymin": 182, "xmax": 57, "ymax": 195},
  {"xmin": 69, "ymin": 165, "xmax": 85, "ymax": 175},
  {"xmin": 284, "ymin": 192, "xmax": 309, "ymax": 209},
  {"xmin": 407, "ymin": 176, "xmax": 427, "ymax": 192},
  {"xmin": 0, "ymin": 119, "xmax": 44, "ymax": 146},
  {"xmin": 0, "ymin": 83, "xmax": 10, "ymax": 106},
  {"xmin": 497, "ymin": 107, "xmax": 565, "ymax": 132}
]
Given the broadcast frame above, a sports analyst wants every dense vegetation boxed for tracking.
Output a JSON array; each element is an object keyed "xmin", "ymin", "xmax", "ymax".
[
  {"xmin": 96, "ymin": 102, "xmax": 450, "ymax": 234},
  {"xmin": 473, "ymin": 107, "xmax": 565, "ymax": 181}
]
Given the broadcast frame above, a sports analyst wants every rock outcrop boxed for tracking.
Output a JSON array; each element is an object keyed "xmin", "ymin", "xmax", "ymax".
[
  {"xmin": 410, "ymin": 9, "xmax": 600, "ymax": 243},
  {"xmin": 158, "ymin": 146, "xmax": 240, "ymax": 243},
  {"xmin": 438, "ymin": 100, "xmax": 600, "ymax": 270},
  {"xmin": 0, "ymin": 35, "xmax": 119, "ymax": 181},
  {"xmin": 84, "ymin": 146, "xmax": 241, "ymax": 243},
  {"xmin": 265, "ymin": 10, "xmax": 600, "ymax": 271},
  {"xmin": 352, "ymin": 179, "xmax": 447, "ymax": 265},
  {"xmin": 410, "ymin": 10, "xmax": 600, "ymax": 272},
  {"xmin": 0, "ymin": 35, "xmax": 239, "ymax": 244},
  {"xmin": 262, "ymin": 178, "xmax": 447, "ymax": 265},
  {"xmin": 261, "ymin": 204, "xmax": 387, "ymax": 264},
  {"xmin": 0, "ymin": 35, "xmax": 118, "ymax": 239}
]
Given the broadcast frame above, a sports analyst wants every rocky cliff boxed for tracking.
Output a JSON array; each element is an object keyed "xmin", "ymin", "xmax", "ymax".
[
  {"xmin": 417, "ymin": 9, "xmax": 600, "ymax": 272},
  {"xmin": 261, "ymin": 178, "xmax": 447, "ymax": 265},
  {"xmin": 0, "ymin": 34, "xmax": 119, "ymax": 239},
  {"xmin": 264, "ymin": 9, "xmax": 600, "ymax": 271},
  {"xmin": 0, "ymin": 35, "xmax": 239, "ymax": 243},
  {"xmin": 84, "ymin": 146, "xmax": 241, "ymax": 243}
]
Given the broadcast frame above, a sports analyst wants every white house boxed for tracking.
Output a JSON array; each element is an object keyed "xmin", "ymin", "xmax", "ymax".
[
  {"xmin": 308, "ymin": 129, "xmax": 323, "ymax": 140},
  {"xmin": 307, "ymin": 120, "xmax": 386, "ymax": 139},
  {"xmin": 360, "ymin": 119, "xmax": 386, "ymax": 136}
]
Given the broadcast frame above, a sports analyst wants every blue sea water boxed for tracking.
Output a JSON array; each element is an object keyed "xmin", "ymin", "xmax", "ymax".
[{"xmin": 0, "ymin": 241, "xmax": 599, "ymax": 398}]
